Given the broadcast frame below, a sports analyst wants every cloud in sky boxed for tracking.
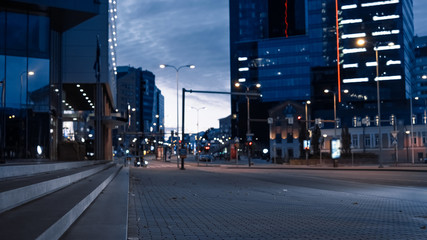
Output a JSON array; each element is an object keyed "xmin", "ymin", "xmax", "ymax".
[
  {"xmin": 117, "ymin": 0, "xmax": 230, "ymax": 134},
  {"xmin": 414, "ymin": 0, "xmax": 427, "ymax": 36},
  {"xmin": 117, "ymin": 0, "xmax": 427, "ymax": 134}
]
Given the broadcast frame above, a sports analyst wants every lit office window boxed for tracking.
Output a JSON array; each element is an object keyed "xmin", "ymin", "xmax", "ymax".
[
  {"xmin": 341, "ymin": 4, "xmax": 357, "ymax": 10},
  {"xmin": 343, "ymin": 78, "xmax": 369, "ymax": 83},
  {"xmin": 362, "ymin": 0, "xmax": 399, "ymax": 8},
  {"xmin": 373, "ymin": 15, "xmax": 400, "ymax": 21}
]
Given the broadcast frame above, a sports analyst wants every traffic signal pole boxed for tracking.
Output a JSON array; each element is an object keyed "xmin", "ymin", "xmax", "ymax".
[{"xmin": 181, "ymin": 88, "xmax": 261, "ymax": 169}]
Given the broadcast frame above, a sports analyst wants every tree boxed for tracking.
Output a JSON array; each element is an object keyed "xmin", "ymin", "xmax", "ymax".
[
  {"xmin": 341, "ymin": 126, "xmax": 351, "ymax": 155},
  {"xmin": 311, "ymin": 125, "xmax": 321, "ymax": 156}
]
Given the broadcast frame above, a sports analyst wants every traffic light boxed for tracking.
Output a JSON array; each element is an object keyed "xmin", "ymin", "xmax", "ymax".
[
  {"xmin": 248, "ymin": 141, "xmax": 253, "ymax": 146},
  {"xmin": 297, "ymin": 115, "xmax": 302, "ymax": 120},
  {"xmin": 390, "ymin": 114, "xmax": 395, "ymax": 126}
]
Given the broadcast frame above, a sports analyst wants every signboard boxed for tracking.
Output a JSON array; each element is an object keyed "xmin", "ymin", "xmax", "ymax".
[
  {"xmin": 391, "ymin": 131, "xmax": 398, "ymax": 138},
  {"xmin": 331, "ymin": 138, "xmax": 341, "ymax": 159},
  {"xmin": 246, "ymin": 133, "xmax": 254, "ymax": 142},
  {"xmin": 303, "ymin": 140, "xmax": 310, "ymax": 150},
  {"xmin": 179, "ymin": 149, "xmax": 187, "ymax": 158}
]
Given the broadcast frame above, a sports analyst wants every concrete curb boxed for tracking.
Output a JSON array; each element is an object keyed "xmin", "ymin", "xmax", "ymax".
[
  {"xmin": 0, "ymin": 160, "xmax": 109, "ymax": 180},
  {"xmin": 36, "ymin": 165, "xmax": 122, "ymax": 240},
  {"xmin": 0, "ymin": 163, "xmax": 112, "ymax": 214}
]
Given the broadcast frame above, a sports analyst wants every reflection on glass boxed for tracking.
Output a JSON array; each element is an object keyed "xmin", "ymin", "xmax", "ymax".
[
  {"xmin": 28, "ymin": 58, "xmax": 49, "ymax": 111},
  {"xmin": 0, "ymin": 55, "xmax": 5, "ymax": 107},
  {"xmin": 6, "ymin": 12, "xmax": 27, "ymax": 57},
  {"xmin": 5, "ymin": 56, "xmax": 26, "ymax": 108}
]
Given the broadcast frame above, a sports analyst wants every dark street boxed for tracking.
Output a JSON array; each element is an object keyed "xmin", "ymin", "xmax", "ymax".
[{"xmin": 128, "ymin": 160, "xmax": 427, "ymax": 239}]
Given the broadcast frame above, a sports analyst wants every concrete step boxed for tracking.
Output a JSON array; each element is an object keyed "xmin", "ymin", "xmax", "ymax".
[
  {"xmin": 61, "ymin": 167, "xmax": 129, "ymax": 240},
  {"xmin": 0, "ymin": 164, "xmax": 122, "ymax": 240},
  {"xmin": 0, "ymin": 160, "xmax": 109, "ymax": 180},
  {"xmin": 0, "ymin": 163, "xmax": 112, "ymax": 213}
]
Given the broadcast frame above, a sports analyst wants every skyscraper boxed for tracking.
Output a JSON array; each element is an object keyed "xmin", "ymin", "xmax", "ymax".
[
  {"xmin": 339, "ymin": 0, "xmax": 414, "ymax": 124},
  {"xmin": 229, "ymin": 0, "xmax": 338, "ymax": 146},
  {"xmin": 115, "ymin": 66, "xmax": 164, "ymax": 156},
  {"xmin": 229, "ymin": 0, "xmax": 414, "ymax": 147}
]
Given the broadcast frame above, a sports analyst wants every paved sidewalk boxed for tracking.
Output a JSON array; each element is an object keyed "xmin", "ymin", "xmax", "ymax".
[
  {"xmin": 127, "ymin": 160, "xmax": 427, "ymax": 239},
  {"xmin": 61, "ymin": 166, "xmax": 129, "ymax": 240},
  {"xmin": 147, "ymin": 154, "xmax": 427, "ymax": 172}
]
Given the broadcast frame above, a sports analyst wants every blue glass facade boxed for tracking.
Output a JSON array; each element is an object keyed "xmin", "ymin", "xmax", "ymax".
[
  {"xmin": 230, "ymin": 0, "xmax": 337, "ymax": 142},
  {"xmin": 230, "ymin": 0, "xmax": 415, "ymax": 145},
  {"xmin": 339, "ymin": 0, "xmax": 414, "ymax": 123},
  {"xmin": 0, "ymin": 10, "xmax": 51, "ymax": 159},
  {"xmin": 1, "ymin": 0, "xmax": 118, "ymax": 161}
]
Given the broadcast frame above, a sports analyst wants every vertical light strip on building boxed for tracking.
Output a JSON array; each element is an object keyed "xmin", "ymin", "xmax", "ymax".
[
  {"xmin": 109, "ymin": 0, "xmax": 118, "ymax": 75},
  {"xmin": 335, "ymin": 0, "xmax": 341, "ymax": 102},
  {"xmin": 284, "ymin": 0, "xmax": 289, "ymax": 38}
]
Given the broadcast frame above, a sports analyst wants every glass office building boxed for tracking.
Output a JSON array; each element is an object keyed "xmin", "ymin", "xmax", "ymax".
[
  {"xmin": 230, "ymin": 0, "xmax": 338, "ymax": 143},
  {"xmin": 339, "ymin": 0, "xmax": 414, "ymax": 123},
  {"xmin": 0, "ymin": 0, "xmax": 120, "ymax": 162},
  {"xmin": 230, "ymin": 0, "xmax": 414, "ymax": 145}
]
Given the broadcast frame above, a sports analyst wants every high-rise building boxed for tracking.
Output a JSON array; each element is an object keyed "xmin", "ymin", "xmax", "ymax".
[
  {"xmin": 230, "ymin": 0, "xmax": 338, "ymax": 146},
  {"xmin": 229, "ymin": 0, "xmax": 414, "ymax": 147},
  {"xmin": 413, "ymin": 35, "xmax": 427, "ymax": 122},
  {"xmin": 339, "ymin": 0, "xmax": 414, "ymax": 124},
  {"xmin": 0, "ymin": 0, "xmax": 121, "ymax": 162},
  {"xmin": 114, "ymin": 66, "xmax": 164, "ymax": 156}
]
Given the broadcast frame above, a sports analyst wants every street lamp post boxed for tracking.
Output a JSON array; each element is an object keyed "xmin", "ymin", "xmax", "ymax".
[
  {"xmin": 20, "ymin": 71, "xmax": 34, "ymax": 158},
  {"xmin": 235, "ymin": 82, "xmax": 261, "ymax": 167},
  {"xmin": 191, "ymin": 106, "xmax": 206, "ymax": 162},
  {"xmin": 357, "ymin": 39, "xmax": 390, "ymax": 168},
  {"xmin": 0, "ymin": 76, "xmax": 5, "ymax": 163},
  {"xmin": 323, "ymin": 89, "xmax": 337, "ymax": 137},
  {"xmin": 160, "ymin": 64, "xmax": 195, "ymax": 167},
  {"xmin": 304, "ymin": 100, "xmax": 311, "ymax": 130},
  {"xmin": 20, "ymin": 71, "xmax": 34, "ymax": 108}
]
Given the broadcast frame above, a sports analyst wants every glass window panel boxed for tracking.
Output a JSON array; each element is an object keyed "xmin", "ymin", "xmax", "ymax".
[
  {"xmin": 6, "ymin": 12, "xmax": 27, "ymax": 57},
  {"xmin": 5, "ymin": 56, "xmax": 26, "ymax": 108},
  {"xmin": 28, "ymin": 15, "xmax": 49, "ymax": 58},
  {"xmin": 28, "ymin": 58, "xmax": 49, "ymax": 111},
  {"xmin": 0, "ymin": 10, "xmax": 5, "ymax": 54},
  {"xmin": 0, "ymin": 56, "xmax": 4, "ymax": 110}
]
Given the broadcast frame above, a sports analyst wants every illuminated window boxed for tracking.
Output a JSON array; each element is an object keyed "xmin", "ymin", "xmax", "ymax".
[
  {"xmin": 343, "ymin": 48, "xmax": 367, "ymax": 54},
  {"xmin": 341, "ymin": 4, "xmax": 357, "ymax": 10},
  {"xmin": 343, "ymin": 78, "xmax": 369, "ymax": 83},
  {"xmin": 340, "ymin": 19, "xmax": 363, "ymax": 25},
  {"xmin": 362, "ymin": 0, "xmax": 399, "ymax": 7},
  {"xmin": 342, "ymin": 33, "xmax": 366, "ymax": 39},
  {"xmin": 373, "ymin": 15, "xmax": 400, "ymax": 21},
  {"xmin": 343, "ymin": 63, "xmax": 358, "ymax": 69},
  {"xmin": 374, "ymin": 75, "xmax": 402, "ymax": 81}
]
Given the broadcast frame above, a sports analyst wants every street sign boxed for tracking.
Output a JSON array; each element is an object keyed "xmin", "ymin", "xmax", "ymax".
[
  {"xmin": 391, "ymin": 131, "xmax": 399, "ymax": 138},
  {"xmin": 392, "ymin": 139, "xmax": 397, "ymax": 145},
  {"xmin": 179, "ymin": 149, "xmax": 187, "ymax": 158}
]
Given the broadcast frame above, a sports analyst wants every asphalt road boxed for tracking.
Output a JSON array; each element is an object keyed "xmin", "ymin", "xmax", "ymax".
[{"xmin": 127, "ymin": 160, "xmax": 427, "ymax": 239}]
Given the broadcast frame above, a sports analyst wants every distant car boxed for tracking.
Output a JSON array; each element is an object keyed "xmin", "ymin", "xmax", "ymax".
[
  {"xmin": 134, "ymin": 157, "xmax": 148, "ymax": 167},
  {"xmin": 199, "ymin": 154, "xmax": 213, "ymax": 162}
]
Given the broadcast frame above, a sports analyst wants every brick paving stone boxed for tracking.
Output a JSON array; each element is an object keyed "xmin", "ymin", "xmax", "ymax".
[{"xmin": 127, "ymin": 161, "xmax": 427, "ymax": 240}]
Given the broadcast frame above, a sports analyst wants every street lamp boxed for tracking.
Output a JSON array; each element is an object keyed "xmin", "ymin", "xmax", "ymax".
[
  {"xmin": 20, "ymin": 71, "xmax": 34, "ymax": 107},
  {"xmin": 20, "ymin": 71, "xmax": 35, "ymax": 158},
  {"xmin": 304, "ymin": 100, "xmax": 311, "ymax": 130},
  {"xmin": 356, "ymin": 39, "xmax": 395, "ymax": 168},
  {"xmin": 323, "ymin": 89, "xmax": 337, "ymax": 137},
  {"xmin": 191, "ymin": 106, "xmax": 206, "ymax": 160},
  {"xmin": 160, "ymin": 64, "xmax": 195, "ymax": 165},
  {"xmin": 234, "ymin": 82, "xmax": 261, "ymax": 167}
]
